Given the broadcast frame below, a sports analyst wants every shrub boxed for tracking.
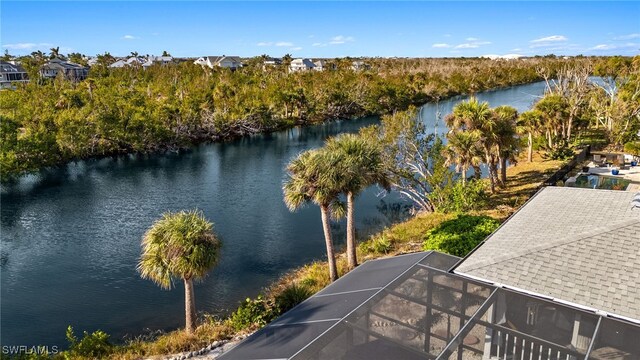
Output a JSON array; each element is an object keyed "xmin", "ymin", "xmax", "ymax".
[
  {"xmin": 299, "ymin": 277, "xmax": 317, "ymax": 288},
  {"xmin": 372, "ymin": 235, "xmax": 392, "ymax": 253},
  {"xmin": 624, "ymin": 141, "xmax": 640, "ymax": 156},
  {"xmin": 360, "ymin": 234, "xmax": 393, "ymax": 254},
  {"xmin": 435, "ymin": 179, "xmax": 488, "ymax": 213},
  {"xmin": 226, "ymin": 295, "xmax": 275, "ymax": 332},
  {"xmin": 541, "ymin": 139, "xmax": 575, "ymax": 160},
  {"xmin": 422, "ymin": 215, "xmax": 500, "ymax": 257},
  {"xmin": 65, "ymin": 326, "xmax": 113, "ymax": 358},
  {"xmin": 274, "ymin": 284, "xmax": 313, "ymax": 315}
]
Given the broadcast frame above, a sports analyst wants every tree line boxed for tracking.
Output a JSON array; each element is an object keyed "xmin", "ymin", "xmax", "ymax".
[{"xmin": 0, "ymin": 54, "xmax": 580, "ymax": 182}]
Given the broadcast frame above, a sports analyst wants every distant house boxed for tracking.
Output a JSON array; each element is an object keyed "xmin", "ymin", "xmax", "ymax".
[
  {"xmin": 0, "ymin": 61, "xmax": 29, "ymax": 89},
  {"xmin": 40, "ymin": 58, "xmax": 88, "ymax": 81},
  {"xmin": 263, "ymin": 57, "xmax": 281, "ymax": 67},
  {"xmin": 86, "ymin": 57, "xmax": 99, "ymax": 67},
  {"xmin": 313, "ymin": 60, "xmax": 326, "ymax": 71},
  {"xmin": 194, "ymin": 56, "xmax": 243, "ymax": 70},
  {"xmin": 109, "ymin": 59, "xmax": 127, "ymax": 68},
  {"xmin": 351, "ymin": 60, "xmax": 370, "ymax": 71},
  {"xmin": 110, "ymin": 57, "xmax": 146, "ymax": 68},
  {"xmin": 289, "ymin": 58, "xmax": 315, "ymax": 72},
  {"xmin": 142, "ymin": 55, "xmax": 173, "ymax": 68}
]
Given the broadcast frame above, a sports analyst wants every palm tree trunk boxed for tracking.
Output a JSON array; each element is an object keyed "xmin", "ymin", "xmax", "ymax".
[
  {"xmin": 184, "ymin": 278, "xmax": 196, "ymax": 334},
  {"xmin": 490, "ymin": 164, "xmax": 499, "ymax": 193},
  {"xmin": 499, "ymin": 157, "xmax": 507, "ymax": 186},
  {"xmin": 320, "ymin": 205, "xmax": 338, "ymax": 282},
  {"xmin": 472, "ymin": 165, "xmax": 482, "ymax": 180},
  {"xmin": 485, "ymin": 153, "xmax": 497, "ymax": 193},
  {"xmin": 346, "ymin": 191, "xmax": 357, "ymax": 269},
  {"xmin": 527, "ymin": 132, "xmax": 533, "ymax": 162},
  {"xmin": 461, "ymin": 166, "xmax": 467, "ymax": 186}
]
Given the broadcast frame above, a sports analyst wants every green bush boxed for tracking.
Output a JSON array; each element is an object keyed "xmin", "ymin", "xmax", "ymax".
[
  {"xmin": 360, "ymin": 234, "xmax": 393, "ymax": 255},
  {"xmin": 624, "ymin": 141, "xmax": 640, "ymax": 156},
  {"xmin": 274, "ymin": 284, "xmax": 313, "ymax": 314},
  {"xmin": 541, "ymin": 139, "xmax": 575, "ymax": 160},
  {"xmin": 422, "ymin": 215, "xmax": 500, "ymax": 257},
  {"xmin": 435, "ymin": 179, "xmax": 488, "ymax": 213},
  {"xmin": 227, "ymin": 295, "xmax": 276, "ymax": 331},
  {"xmin": 64, "ymin": 326, "xmax": 113, "ymax": 358}
]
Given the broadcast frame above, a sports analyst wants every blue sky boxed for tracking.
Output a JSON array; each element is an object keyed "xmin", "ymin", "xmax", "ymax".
[{"xmin": 1, "ymin": 1, "xmax": 639, "ymax": 58}]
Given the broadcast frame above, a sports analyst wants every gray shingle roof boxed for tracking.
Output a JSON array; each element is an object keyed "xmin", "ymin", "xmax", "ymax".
[{"xmin": 455, "ymin": 186, "xmax": 640, "ymax": 321}]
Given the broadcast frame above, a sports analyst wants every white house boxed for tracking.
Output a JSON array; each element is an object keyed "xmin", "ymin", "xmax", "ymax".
[
  {"xmin": 263, "ymin": 57, "xmax": 281, "ymax": 67},
  {"xmin": 126, "ymin": 57, "xmax": 144, "ymax": 65},
  {"xmin": 289, "ymin": 58, "xmax": 315, "ymax": 72},
  {"xmin": 109, "ymin": 57, "xmax": 146, "ymax": 68},
  {"xmin": 194, "ymin": 56, "xmax": 243, "ymax": 70},
  {"xmin": 351, "ymin": 60, "xmax": 369, "ymax": 71},
  {"xmin": 313, "ymin": 60, "xmax": 326, "ymax": 71},
  {"xmin": 86, "ymin": 57, "xmax": 99, "ymax": 67},
  {"xmin": 142, "ymin": 55, "xmax": 173, "ymax": 68},
  {"xmin": 109, "ymin": 59, "xmax": 127, "ymax": 68}
]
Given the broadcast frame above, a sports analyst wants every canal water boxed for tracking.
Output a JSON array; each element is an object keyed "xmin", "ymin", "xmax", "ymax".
[{"xmin": 0, "ymin": 81, "xmax": 547, "ymax": 347}]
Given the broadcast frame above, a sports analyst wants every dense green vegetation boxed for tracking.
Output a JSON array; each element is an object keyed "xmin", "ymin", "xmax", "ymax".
[
  {"xmin": 522, "ymin": 56, "xmax": 640, "ymax": 156},
  {"xmin": 0, "ymin": 56, "xmax": 578, "ymax": 182},
  {"xmin": 422, "ymin": 214, "xmax": 500, "ymax": 256}
]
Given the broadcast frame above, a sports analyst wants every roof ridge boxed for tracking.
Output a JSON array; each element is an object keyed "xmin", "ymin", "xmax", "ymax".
[{"xmin": 459, "ymin": 217, "xmax": 640, "ymax": 272}]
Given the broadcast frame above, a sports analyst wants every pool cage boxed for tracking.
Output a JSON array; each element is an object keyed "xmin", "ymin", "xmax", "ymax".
[{"xmin": 219, "ymin": 252, "xmax": 640, "ymax": 360}]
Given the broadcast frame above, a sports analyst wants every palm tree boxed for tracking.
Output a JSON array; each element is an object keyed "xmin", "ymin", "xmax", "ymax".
[
  {"xmin": 283, "ymin": 149, "xmax": 344, "ymax": 281},
  {"xmin": 492, "ymin": 106, "xmax": 519, "ymax": 186},
  {"xmin": 282, "ymin": 53, "xmax": 293, "ymax": 66},
  {"xmin": 518, "ymin": 110, "xmax": 543, "ymax": 162},
  {"xmin": 445, "ymin": 97, "xmax": 491, "ymax": 131},
  {"xmin": 49, "ymin": 46, "xmax": 60, "ymax": 59},
  {"xmin": 447, "ymin": 98, "xmax": 501, "ymax": 192},
  {"xmin": 325, "ymin": 134, "xmax": 389, "ymax": 269},
  {"xmin": 444, "ymin": 130, "xmax": 482, "ymax": 185},
  {"xmin": 138, "ymin": 210, "xmax": 221, "ymax": 334}
]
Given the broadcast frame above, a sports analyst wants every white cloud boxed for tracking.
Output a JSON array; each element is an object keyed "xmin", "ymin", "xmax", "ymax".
[
  {"xmin": 329, "ymin": 35, "xmax": 355, "ymax": 44},
  {"xmin": 312, "ymin": 42, "xmax": 327, "ymax": 47},
  {"xmin": 529, "ymin": 35, "xmax": 570, "ymax": 48},
  {"xmin": 590, "ymin": 42, "xmax": 639, "ymax": 51},
  {"xmin": 122, "ymin": 35, "xmax": 139, "ymax": 40},
  {"xmin": 590, "ymin": 44, "xmax": 616, "ymax": 50},
  {"xmin": 432, "ymin": 43, "xmax": 451, "ymax": 48},
  {"xmin": 466, "ymin": 37, "xmax": 478, "ymax": 41},
  {"xmin": 614, "ymin": 33, "xmax": 640, "ymax": 40},
  {"xmin": 290, "ymin": 46, "xmax": 303, "ymax": 51},
  {"xmin": 3, "ymin": 42, "xmax": 55, "ymax": 50},
  {"xmin": 530, "ymin": 35, "xmax": 567, "ymax": 43},
  {"xmin": 482, "ymin": 54, "xmax": 524, "ymax": 60},
  {"xmin": 454, "ymin": 41, "xmax": 491, "ymax": 49},
  {"xmin": 257, "ymin": 41, "xmax": 294, "ymax": 47}
]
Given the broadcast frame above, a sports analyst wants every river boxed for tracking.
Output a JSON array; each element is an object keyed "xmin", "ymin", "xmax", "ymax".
[{"xmin": 0, "ymin": 81, "xmax": 547, "ymax": 347}]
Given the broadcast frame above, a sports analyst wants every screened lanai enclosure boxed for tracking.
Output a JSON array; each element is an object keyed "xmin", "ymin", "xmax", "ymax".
[{"xmin": 219, "ymin": 252, "xmax": 640, "ymax": 360}]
